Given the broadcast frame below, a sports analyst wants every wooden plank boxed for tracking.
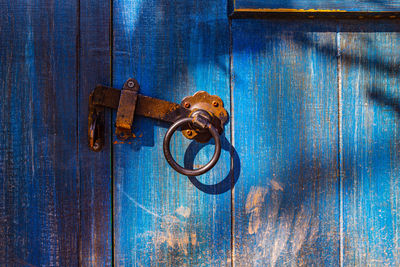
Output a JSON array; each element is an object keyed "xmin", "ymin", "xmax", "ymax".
[
  {"xmin": 231, "ymin": 20, "xmax": 340, "ymax": 266},
  {"xmin": 340, "ymin": 23, "xmax": 400, "ymax": 266},
  {"xmin": 0, "ymin": 1, "xmax": 79, "ymax": 266},
  {"xmin": 231, "ymin": 0, "xmax": 400, "ymax": 14},
  {"xmin": 112, "ymin": 0, "xmax": 231, "ymax": 265},
  {"xmin": 78, "ymin": 0, "xmax": 112, "ymax": 265}
]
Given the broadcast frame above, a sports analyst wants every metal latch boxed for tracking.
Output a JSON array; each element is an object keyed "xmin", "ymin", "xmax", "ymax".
[{"xmin": 88, "ymin": 78, "xmax": 228, "ymax": 176}]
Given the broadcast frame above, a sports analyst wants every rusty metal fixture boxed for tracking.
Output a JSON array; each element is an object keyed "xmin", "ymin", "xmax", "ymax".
[
  {"xmin": 115, "ymin": 78, "xmax": 139, "ymax": 140},
  {"xmin": 88, "ymin": 78, "xmax": 229, "ymax": 175},
  {"xmin": 163, "ymin": 110, "xmax": 222, "ymax": 176},
  {"xmin": 180, "ymin": 91, "xmax": 228, "ymax": 143}
]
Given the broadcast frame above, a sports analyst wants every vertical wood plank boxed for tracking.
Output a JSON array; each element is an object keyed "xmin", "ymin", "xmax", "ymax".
[
  {"xmin": 231, "ymin": 20, "xmax": 340, "ymax": 266},
  {"xmin": 112, "ymin": 0, "xmax": 231, "ymax": 265},
  {"xmin": 79, "ymin": 0, "xmax": 112, "ymax": 265},
  {"xmin": 0, "ymin": 1, "xmax": 79, "ymax": 265},
  {"xmin": 340, "ymin": 23, "xmax": 400, "ymax": 266}
]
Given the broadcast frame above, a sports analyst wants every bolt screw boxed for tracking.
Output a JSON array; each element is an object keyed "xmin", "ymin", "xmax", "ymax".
[
  {"xmin": 212, "ymin": 101, "xmax": 219, "ymax": 107},
  {"xmin": 128, "ymin": 81, "xmax": 135, "ymax": 88},
  {"xmin": 93, "ymin": 142, "xmax": 100, "ymax": 150},
  {"xmin": 184, "ymin": 102, "xmax": 190, "ymax": 108},
  {"xmin": 186, "ymin": 130, "xmax": 193, "ymax": 136}
]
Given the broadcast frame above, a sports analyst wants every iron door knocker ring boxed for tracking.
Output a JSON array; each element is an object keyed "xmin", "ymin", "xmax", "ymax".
[{"xmin": 163, "ymin": 111, "xmax": 222, "ymax": 176}]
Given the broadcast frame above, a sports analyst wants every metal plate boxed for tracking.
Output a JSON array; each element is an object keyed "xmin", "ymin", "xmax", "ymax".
[{"xmin": 181, "ymin": 91, "xmax": 229, "ymax": 142}]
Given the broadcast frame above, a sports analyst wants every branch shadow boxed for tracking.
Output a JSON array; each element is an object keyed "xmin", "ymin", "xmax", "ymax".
[{"xmin": 367, "ymin": 85, "xmax": 400, "ymax": 115}]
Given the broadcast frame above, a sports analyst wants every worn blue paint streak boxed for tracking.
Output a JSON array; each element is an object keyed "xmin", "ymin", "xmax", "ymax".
[
  {"xmin": 112, "ymin": 0, "xmax": 231, "ymax": 265},
  {"xmin": 79, "ymin": 0, "xmax": 113, "ymax": 265},
  {"xmin": 232, "ymin": 19, "xmax": 340, "ymax": 265},
  {"xmin": 340, "ymin": 27, "xmax": 400, "ymax": 266},
  {"xmin": 234, "ymin": 0, "xmax": 400, "ymax": 11},
  {"xmin": 0, "ymin": 0, "xmax": 78, "ymax": 266}
]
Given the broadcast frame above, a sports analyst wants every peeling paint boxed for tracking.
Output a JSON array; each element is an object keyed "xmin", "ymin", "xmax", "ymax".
[
  {"xmin": 243, "ymin": 183, "xmax": 321, "ymax": 265},
  {"xmin": 270, "ymin": 180, "xmax": 284, "ymax": 191},
  {"xmin": 175, "ymin": 206, "xmax": 191, "ymax": 218},
  {"xmin": 245, "ymin": 186, "xmax": 268, "ymax": 234},
  {"xmin": 137, "ymin": 206, "xmax": 198, "ymax": 260}
]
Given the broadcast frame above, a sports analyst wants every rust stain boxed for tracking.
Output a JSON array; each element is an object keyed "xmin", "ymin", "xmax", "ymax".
[{"xmin": 113, "ymin": 131, "xmax": 142, "ymax": 144}]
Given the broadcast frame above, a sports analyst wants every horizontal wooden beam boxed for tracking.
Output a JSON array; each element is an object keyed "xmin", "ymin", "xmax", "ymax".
[{"xmin": 229, "ymin": 0, "xmax": 400, "ymax": 18}]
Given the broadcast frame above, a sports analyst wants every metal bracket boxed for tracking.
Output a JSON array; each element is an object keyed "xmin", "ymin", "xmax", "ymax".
[
  {"xmin": 88, "ymin": 78, "xmax": 228, "ymax": 152},
  {"xmin": 115, "ymin": 79, "xmax": 139, "ymax": 139}
]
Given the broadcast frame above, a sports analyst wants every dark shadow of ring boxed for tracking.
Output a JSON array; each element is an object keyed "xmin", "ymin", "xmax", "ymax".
[{"xmin": 183, "ymin": 135, "xmax": 241, "ymax": 195}]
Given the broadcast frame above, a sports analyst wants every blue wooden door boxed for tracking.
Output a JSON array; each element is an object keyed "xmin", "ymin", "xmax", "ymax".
[
  {"xmin": 2, "ymin": 0, "xmax": 400, "ymax": 266},
  {"xmin": 113, "ymin": 1, "xmax": 400, "ymax": 266}
]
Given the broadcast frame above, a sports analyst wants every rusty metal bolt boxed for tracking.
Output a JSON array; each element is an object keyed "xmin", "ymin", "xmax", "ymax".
[
  {"xmin": 212, "ymin": 101, "xmax": 219, "ymax": 107},
  {"xmin": 186, "ymin": 130, "xmax": 193, "ymax": 136},
  {"xmin": 184, "ymin": 102, "xmax": 190, "ymax": 108},
  {"xmin": 128, "ymin": 81, "xmax": 135, "ymax": 88}
]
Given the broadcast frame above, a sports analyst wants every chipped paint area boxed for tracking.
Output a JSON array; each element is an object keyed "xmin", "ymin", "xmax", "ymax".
[
  {"xmin": 152, "ymin": 215, "xmax": 193, "ymax": 255},
  {"xmin": 243, "ymin": 183, "xmax": 320, "ymax": 265},
  {"xmin": 122, "ymin": 192, "xmax": 195, "ymax": 256},
  {"xmin": 131, "ymin": 202, "xmax": 199, "ymax": 264},
  {"xmin": 175, "ymin": 206, "xmax": 191, "ymax": 218},
  {"xmin": 245, "ymin": 186, "xmax": 269, "ymax": 234},
  {"xmin": 270, "ymin": 180, "xmax": 284, "ymax": 191}
]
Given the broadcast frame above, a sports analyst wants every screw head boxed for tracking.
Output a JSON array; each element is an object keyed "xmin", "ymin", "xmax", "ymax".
[
  {"xmin": 212, "ymin": 101, "xmax": 219, "ymax": 107},
  {"xmin": 186, "ymin": 130, "xmax": 193, "ymax": 136},
  {"xmin": 93, "ymin": 142, "xmax": 100, "ymax": 150},
  {"xmin": 127, "ymin": 81, "xmax": 135, "ymax": 88},
  {"xmin": 184, "ymin": 102, "xmax": 190, "ymax": 108}
]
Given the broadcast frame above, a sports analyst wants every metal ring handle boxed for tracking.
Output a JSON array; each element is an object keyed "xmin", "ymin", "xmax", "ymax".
[{"xmin": 163, "ymin": 117, "xmax": 221, "ymax": 176}]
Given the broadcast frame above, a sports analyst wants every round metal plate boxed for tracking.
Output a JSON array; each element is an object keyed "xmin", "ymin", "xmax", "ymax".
[{"xmin": 180, "ymin": 91, "xmax": 228, "ymax": 143}]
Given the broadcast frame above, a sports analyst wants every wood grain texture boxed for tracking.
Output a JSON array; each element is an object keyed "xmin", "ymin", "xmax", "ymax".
[
  {"xmin": 79, "ymin": 0, "xmax": 112, "ymax": 265},
  {"xmin": 231, "ymin": 20, "xmax": 340, "ymax": 266},
  {"xmin": 112, "ymin": 0, "xmax": 231, "ymax": 265},
  {"xmin": 0, "ymin": 1, "xmax": 79, "ymax": 266},
  {"xmin": 232, "ymin": 0, "xmax": 400, "ymax": 12},
  {"xmin": 340, "ymin": 24, "xmax": 400, "ymax": 266}
]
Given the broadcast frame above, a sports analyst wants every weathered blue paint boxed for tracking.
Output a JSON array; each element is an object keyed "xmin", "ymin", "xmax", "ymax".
[
  {"xmin": 79, "ymin": 0, "xmax": 113, "ymax": 265},
  {"xmin": 1, "ymin": 0, "xmax": 400, "ymax": 266},
  {"xmin": 112, "ymin": 0, "xmax": 231, "ymax": 265},
  {"xmin": 232, "ymin": 0, "xmax": 400, "ymax": 12},
  {"xmin": 0, "ymin": 0, "xmax": 112, "ymax": 266},
  {"xmin": 231, "ymin": 19, "xmax": 340, "ymax": 265},
  {"xmin": 340, "ymin": 25, "xmax": 400, "ymax": 266},
  {"xmin": 0, "ymin": 1, "xmax": 79, "ymax": 266}
]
